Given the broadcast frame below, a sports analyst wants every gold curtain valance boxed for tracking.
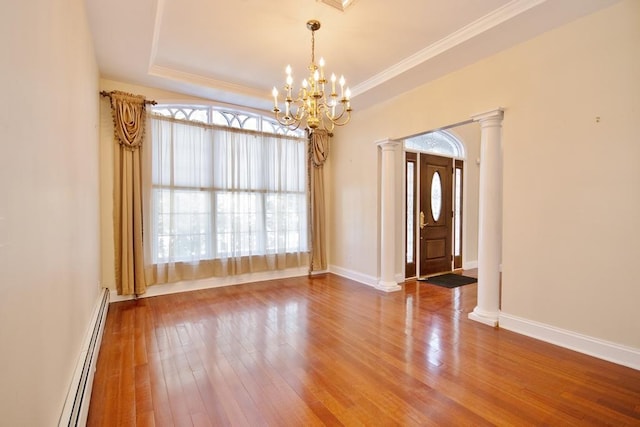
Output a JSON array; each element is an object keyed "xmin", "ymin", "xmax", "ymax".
[
  {"xmin": 102, "ymin": 89, "xmax": 156, "ymax": 296},
  {"xmin": 310, "ymin": 129, "xmax": 330, "ymax": 168},
  {"xmin": 308, "ymin": 130, "xmax": 330, "ymax": 273},
  {"xmin": 101, "ymin": 90, "xmax": 156, "ymax": 151}
]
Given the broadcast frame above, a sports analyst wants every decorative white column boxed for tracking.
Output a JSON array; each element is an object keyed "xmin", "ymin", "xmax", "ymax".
[
  {"xmin": 376, "ymin": 138, "xmax": 401, "ymax": 292},
  {"xmin": 469, "ymin": 108, "xmax": 504, "ymax": 327}
]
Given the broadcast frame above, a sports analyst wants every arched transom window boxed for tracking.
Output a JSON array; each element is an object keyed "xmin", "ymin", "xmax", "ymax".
[
  {"xmin": 404, "ymin": 130, "xmax": 465, "ymax": 159},
  {"xmin": 152, "ymin": 105, "xmax": 306, "ymax": 137}
]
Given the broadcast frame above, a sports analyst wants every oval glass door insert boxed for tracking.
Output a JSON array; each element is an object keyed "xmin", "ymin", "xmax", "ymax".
[{"xmin": 431, "ymin": 171, "xmax": 442, "ymax": 221}]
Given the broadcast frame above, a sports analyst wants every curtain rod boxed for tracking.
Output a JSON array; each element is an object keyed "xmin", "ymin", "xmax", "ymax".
[{"xmin": 100, "ymin": 90, "xmax": 157, "ymax": 105}]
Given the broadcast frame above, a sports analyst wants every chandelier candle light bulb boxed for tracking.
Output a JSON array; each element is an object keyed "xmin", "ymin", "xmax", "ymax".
[{"xmin": 272, "ymin": 20, "xmax": 352, "ymax": 133}]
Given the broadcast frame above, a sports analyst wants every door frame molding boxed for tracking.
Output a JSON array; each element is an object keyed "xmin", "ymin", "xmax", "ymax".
[
  {"xmin": 403, "ymin": 136, "xmax": 465, "ymax": 279},
  {"xmin": 375, "ymin": 107, "xmax": 504, "ymax": 330}
]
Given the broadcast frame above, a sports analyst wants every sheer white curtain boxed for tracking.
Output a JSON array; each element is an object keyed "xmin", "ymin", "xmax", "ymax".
[{"xmin": 144, "ymin": 115, "xmax": 308, "ymax": 284}]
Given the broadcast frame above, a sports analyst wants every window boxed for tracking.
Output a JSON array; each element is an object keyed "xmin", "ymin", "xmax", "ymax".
[
  {"xmin": 404, "ymin": 130, "xmax": 465, "ymax": 158},
  {"xmin": 148, "ymin": 105, "xmax": 308, "ymax": 270},
  {"xmin": 153, "ymin": 105, "xmax": 305, "ymax": 137},
  {"xmin": 406, "ymin": 161, "xmax": 415, "ymax": 263},
  {"xmin": 453, "ymin": 160, "xmax": 463, "ymax": 269}
]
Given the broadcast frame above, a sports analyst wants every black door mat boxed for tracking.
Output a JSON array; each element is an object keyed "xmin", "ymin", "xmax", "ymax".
[{"xmin": 418, "ymin": 273, "xmax": 477, "ymax": 288}]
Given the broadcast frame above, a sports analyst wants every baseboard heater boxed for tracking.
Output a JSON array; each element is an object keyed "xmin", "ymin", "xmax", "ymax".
[{"xmin": 58, "ymin": 288, "xmax": 110, "ymax": 426}]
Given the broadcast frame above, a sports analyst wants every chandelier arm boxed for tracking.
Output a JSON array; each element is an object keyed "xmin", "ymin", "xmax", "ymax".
[
  {"xmin": 322, "ymin": 121, "xmax": 335, "ymax": 134},
  {"xmin": 276, "ymin": 116, "xmax": 303, "ymax": 131},
  {"xmin": 292, "ymin": 103, "xmax": 306, "ymax": 121},
  {"xmin": 324, "ymin": 105, "xmax": 347, "ymax": 122},
  {"xmin": 273, "ymin": 109, "xmax": 296, "ymax": 127},
  {"xmin": 274, "ymin": 115, "xmax": 291, "ymax": 126},
  {"xmin": 331, "ymin": 110, "xmax": 342, "ymax": 122},
  {"xmin": 326, "ymin": 110, "xmax": 352, "ymax": 126},
  {"xmin": 335, "ymin": 114, "xmax": 352, "ymax": 126},
  {"xmin": 288, "ymin": 120, "xmax": 303, "ymax": 131},
  {"xmin": 274, "ymin": 102, "xmax": 309, "ymax": 131}
]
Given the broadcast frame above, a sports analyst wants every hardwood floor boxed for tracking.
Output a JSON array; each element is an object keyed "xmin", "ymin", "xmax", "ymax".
[{"xmin": 87, "ymin": 273, "xmax": 640, "ymax": 426}]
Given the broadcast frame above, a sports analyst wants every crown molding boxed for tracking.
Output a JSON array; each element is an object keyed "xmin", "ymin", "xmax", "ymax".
[
  {"xmin": 148, "ymin": 64, "xmax": 268, "ymax": 100},
  {"xmin": 147, "ymin": 0, "xmax": 266, "ymax": 101},
  {"xmin": 351, "ymin": 0, "xmax": 547, "ymax": 97},
  {"xmin": 317, "ymin": 0, "xmax": 358, "ymax": 12},
  {"xmin": 147, "ymin": 0, "xmax": 165, "ymax": 73}
]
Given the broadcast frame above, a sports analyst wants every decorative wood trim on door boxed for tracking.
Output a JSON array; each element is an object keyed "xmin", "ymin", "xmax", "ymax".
[{"xmin": 419, "ymin": 154, "xmax": 453, "ymax": 276}]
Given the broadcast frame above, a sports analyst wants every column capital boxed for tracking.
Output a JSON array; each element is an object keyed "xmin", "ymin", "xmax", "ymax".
[
  {"xmin": 472, "ymin": 108, "xmax": 504, "ymax": 126},
  {"xmin": 375, "ymin": 138, "xmax": 401, "ymax": 150}
]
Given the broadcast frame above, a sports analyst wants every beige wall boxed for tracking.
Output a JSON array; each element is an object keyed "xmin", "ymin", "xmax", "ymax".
[
  {"xmin": 330, "ymin": 0, "xmax": 640, "ymax": 349},
  {"xmin": 0, "ymin": 0, "xmax": 101, "ymax": 424}
]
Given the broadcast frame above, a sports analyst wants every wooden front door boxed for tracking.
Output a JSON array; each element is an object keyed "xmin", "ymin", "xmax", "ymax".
[{"xmin": 419, "ymin": 154, "xmax": 453, "ymax": 276}]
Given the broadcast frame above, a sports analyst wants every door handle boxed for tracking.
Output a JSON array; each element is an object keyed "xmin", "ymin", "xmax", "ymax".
[{"xmin": 419, "ymin": 211, "xmax": 428, "ymax": 229}]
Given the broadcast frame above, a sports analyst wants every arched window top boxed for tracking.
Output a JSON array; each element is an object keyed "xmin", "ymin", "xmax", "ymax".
[
  {"xmin": 404, "ymin": 130, "xmax": 465, "ymax": 159},
  {"xmin": 152, "ymin": 104, "xmax": 306, "ymax": 137}
]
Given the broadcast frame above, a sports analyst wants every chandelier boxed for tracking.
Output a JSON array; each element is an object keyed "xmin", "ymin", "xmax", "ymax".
[{"xmin": 272, "ymin": 20, "xmax": 352, "ymax": 133}]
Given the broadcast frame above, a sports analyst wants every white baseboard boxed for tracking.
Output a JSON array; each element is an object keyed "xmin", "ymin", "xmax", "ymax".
[
  {"xmin": 500, "ymin": 312, "xmax": 640, "ymax": 371},
  {"xmin": 58, "ymin": 287, "xmax": 110, "ymax": 426},
  {"xmin": 309, "ymin": 269, "xmax": 329, "ymax": 276},
  {"xmin": 463, "ymin": 260, "xmax": 478, "ymax": 270},
  {"xmin": 111, "ymin": 265, "xmax": 389, "ymax": 303},
  {"xmin": 328, "ymin": 264, "xmax": 378, "ymax": 289},
  {"xmin": 329, "ymin": 265, "xmax": 404, "ymax": 292},
  {"xmin": 110, "ymin": 267, "xmax": 309, "ymax": 302}
]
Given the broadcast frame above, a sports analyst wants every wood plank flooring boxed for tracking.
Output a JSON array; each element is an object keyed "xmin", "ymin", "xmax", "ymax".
[{"xmin": 87, "ymin": 273, "xmax": 640, "ymax": 426}]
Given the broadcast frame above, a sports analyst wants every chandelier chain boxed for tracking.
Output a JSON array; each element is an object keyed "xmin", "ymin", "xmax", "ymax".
[{"xmin": 311, "ymin": 29, "xmax": 315, "ymax": 65}]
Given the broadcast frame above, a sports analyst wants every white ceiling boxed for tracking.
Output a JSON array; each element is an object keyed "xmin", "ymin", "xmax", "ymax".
[{"xmin": 86, "ymin": 0, "xmax": 619, "ymax": 112}]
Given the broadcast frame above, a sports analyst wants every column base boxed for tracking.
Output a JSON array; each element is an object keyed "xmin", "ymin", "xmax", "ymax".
[
  {"xmin": 376, "ymin": 280, "xmax": 402, "ymax": 292},
  {"xmin": 468, "ymin": 307, "xmax": 499, "ymax": 327}
]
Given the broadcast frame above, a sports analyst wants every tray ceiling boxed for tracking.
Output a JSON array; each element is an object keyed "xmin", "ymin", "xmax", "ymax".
[{"xmin": 86, "ymin": 0, "xmax": 619, "ymax": 112}]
